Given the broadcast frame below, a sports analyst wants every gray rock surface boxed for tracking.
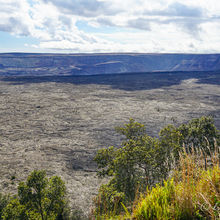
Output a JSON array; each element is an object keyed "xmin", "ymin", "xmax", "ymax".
[{"xmin": 0, "ymin": 72, "xmax": 219, "ymax": 216}]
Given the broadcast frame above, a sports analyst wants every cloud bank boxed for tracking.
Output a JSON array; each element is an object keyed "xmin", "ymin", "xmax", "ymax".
[{"xmin": 0, "ymin": 0, "xmax": 220, "ymax": 53}]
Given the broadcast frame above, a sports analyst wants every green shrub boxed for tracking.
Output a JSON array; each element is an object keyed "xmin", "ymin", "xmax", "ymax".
[
  {"xmin": 0, "ymin": 193, "xmax": 10, "ymax": 219},
  {"xmin": 91, "ymin": 184, "xmax": 125, "ymax": 219},
  {"xmin": 132, "ymin": 147, "xmax": 220, "ymax": 220},
  {"xmin": 133, "ymin": 180, "xmax": 176, "ymax": 220},
  {"xmin": 92, "ymin": 117, "xmax": 220, "ymax": 219},
  {"xmin": 1, "ymin": 170, "xmax": 69, "ymax": 220}
]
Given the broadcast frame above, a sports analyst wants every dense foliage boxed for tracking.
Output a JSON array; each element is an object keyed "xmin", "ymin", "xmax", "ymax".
[
  {"xmin": 132, "ymin": 151, "xmax": 219, "ymax": 220},
  {"xmin": 92, "ymin": 116, "xmax": 220, "ymax": 218},
  {"xmin": 0, "ymin": 170, "xmax": 69, "ymax": 220}
]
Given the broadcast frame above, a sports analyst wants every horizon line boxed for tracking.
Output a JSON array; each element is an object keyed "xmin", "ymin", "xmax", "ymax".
[{"xmin": 1, "ymin": 52, "xmax": 220, "ymax": 56}]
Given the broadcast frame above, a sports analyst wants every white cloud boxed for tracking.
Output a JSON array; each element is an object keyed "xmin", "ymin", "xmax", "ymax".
[
  {"xmin": 0, "ymin": 0, "xmax": 220, "ymax": 53},
  {"xmin": 0, "ymin": 0, "xmax": 31, "ymax": 35}
]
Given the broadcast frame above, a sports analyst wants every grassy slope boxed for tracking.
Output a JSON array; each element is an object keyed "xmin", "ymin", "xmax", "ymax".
[{"xmin": 103, "ymin": 147, "xmax": 219, "ymax": 220}]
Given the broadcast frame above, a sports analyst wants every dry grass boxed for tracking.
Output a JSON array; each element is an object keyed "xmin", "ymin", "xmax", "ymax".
[
  {"xmin": 130, "ymin": 144, "xmax": 220, "ymax": 220},
  {"xmin": 96, "ymin": 143, "xmax": 220, "ymax": 220}
]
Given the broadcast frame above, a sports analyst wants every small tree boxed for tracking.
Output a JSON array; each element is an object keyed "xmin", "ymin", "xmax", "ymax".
[
  {"xmin": 160, "ymin": 116, "xmax": 220, "ymax": 155},
  {"xmin": 2, "ymin": 170, "xmax": 67, "ymax": 220},
  {"xmin": 94, "ymin": 119, "xmax": 167, "ymax": 215},
  {"xmin": 93, "ymin": 116, "xmax": 220, "ymax": 218},
  {"xmin": 178, "ymin": 116, "xmax": 219, "ymax": 153}
]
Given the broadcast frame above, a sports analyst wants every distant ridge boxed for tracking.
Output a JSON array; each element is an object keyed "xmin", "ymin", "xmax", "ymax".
[{"xmin": 0, "ymin": 53, "xmax": 220, "ymax": 76}]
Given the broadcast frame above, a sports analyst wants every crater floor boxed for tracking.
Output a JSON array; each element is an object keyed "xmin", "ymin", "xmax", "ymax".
[{"xmin": 0, "ymin": 72, "xmax": 219, "ymax": 215}]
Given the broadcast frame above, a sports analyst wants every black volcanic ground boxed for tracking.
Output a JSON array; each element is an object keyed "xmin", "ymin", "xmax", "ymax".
[
  {"xmin": 0, "ymin": 53, "xmax": 219, "ymax": 216},
  {"xmin": 1, "ymin": 53, "xmax": 220, "ymax": 76}
]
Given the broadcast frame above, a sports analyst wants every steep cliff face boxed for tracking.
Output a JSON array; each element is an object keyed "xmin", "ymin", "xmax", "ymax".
[{"xmin": 0, "ymin": 53, "xmax": 220, "ymax": 76}]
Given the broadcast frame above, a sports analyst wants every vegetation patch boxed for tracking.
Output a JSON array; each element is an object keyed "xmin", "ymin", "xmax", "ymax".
[{"xmin": 91, "ymin": 116, "xmax": 220, "ymax": 219}]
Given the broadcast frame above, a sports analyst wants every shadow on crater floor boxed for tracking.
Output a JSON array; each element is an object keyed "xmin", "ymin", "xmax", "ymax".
[{"xmin": 0, "ymin": 71, "xmax": 220, "ymax": 91}]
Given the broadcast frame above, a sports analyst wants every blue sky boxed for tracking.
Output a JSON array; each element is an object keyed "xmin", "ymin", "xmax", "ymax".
[{"xmin": 0, "ymin": 0, "xmax": 220, "ymax": 53}]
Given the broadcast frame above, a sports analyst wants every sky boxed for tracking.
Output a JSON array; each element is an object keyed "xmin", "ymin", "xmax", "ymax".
[{"xmin": 0, "ymin": 0, "xmax": 220, "ymax": 53}]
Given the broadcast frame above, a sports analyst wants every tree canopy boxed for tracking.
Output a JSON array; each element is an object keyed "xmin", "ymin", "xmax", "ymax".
[
  {"xmin": 93, "ymin": 116, "xmax": 220, "ymax": 216},
  {"xmin": 1, "ymin": 170, "xmax": 67, "ymax": 220}
]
